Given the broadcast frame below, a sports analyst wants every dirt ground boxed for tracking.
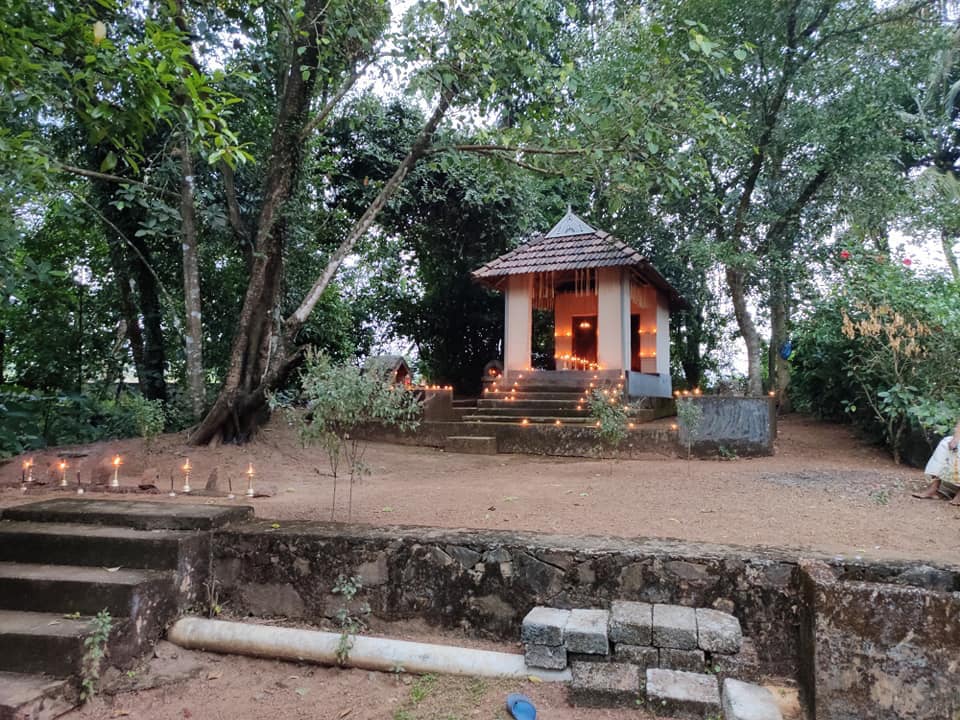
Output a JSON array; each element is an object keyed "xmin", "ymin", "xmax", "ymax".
[
  {"xmin": 1, "ymin": 415, "xmax": 913, "ymax": 719},
  {"xmin": 1, "ymin": 414, "xmax": 955, "ymax": 564}
]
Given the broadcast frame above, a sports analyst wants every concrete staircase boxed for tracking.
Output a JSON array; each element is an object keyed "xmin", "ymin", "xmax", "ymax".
[
  {"xmin": 466, "ymin": 376, "xmax": 655, "ymax": 426},
  {"xmin": 0, "ymin": 498, "xmax": 251, "ymax": 719}
]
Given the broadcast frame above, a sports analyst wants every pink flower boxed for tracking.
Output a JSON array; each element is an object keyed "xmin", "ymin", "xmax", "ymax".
[
  {"xmin": 839, "ymin": 250, "xmax": 850, "ymax": 260},
  {"xmin": 902, "ymin": 258, "xmax": 912, "ymax": 266}
]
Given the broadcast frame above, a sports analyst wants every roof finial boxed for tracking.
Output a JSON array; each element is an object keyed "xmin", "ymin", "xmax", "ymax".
[
  {"xmin": 545, "ymin": 207, "xmax": 595, "ymax": 238},
  {"xmin": 566, "ymin": 203, "xmax": 572, "ymax": 214}
]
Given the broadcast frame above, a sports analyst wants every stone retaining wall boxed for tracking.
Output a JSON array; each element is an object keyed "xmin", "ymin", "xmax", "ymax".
[
  {"xmin": 368, "ymin": 421, "xmax": 681, "ymax": 458},
  {"xmin": 210, "ymin": 521, "xmax": 960, "ymax": 693},
  {"xmin": 799, "ymin": 560, "xmax": 960, "ymax": 720},
  {"xmin": 679, "ymin": 396, "xmax": 777, "ymax": 457}
]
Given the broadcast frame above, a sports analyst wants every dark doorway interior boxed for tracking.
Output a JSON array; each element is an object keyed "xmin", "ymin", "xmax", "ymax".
[
  {"xmin": 631, "ymin": 314, "xmax": 641, "ymax": 371},
  {"xmin": 572, "ymin": 315, "xmax": 598, "ymax": 364}
]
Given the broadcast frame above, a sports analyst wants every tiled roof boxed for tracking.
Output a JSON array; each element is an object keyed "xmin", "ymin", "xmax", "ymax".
[
  {"xmin": 473, "ymin": 210, "xmax": 647, "ymax": 278},
  {"xmin": 472, "ymin": 230, "xmax": 646, "ymax": 277},
  {"xmin": 471, "ymin": 210, "xmax": 688, "ymax": 310}
]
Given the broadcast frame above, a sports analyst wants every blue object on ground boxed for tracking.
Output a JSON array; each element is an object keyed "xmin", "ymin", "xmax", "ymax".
[{"xmin": 506, "ymin": 692, "xmax": 536, "ymax": 720}]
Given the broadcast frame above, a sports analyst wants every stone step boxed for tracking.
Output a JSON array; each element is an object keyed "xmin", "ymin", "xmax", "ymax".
[
  {"xmin": 461, "ymin": 415, "xmax": 596, "ymax": 425},
  {"xmin": 0, "ymin": 562, "xmax": 173, "ymax": 617},
  {"xmin": 444, "ymin": 436, "xmax": 498, "ymax": 455},
  {"xmin": 1, "ymin": 498, "xmax": 253, "ymax": 531},
  {"xmin": 0, "ymin": 610, "xmax": 100, "ymax": 677},
  {"xmin": 484, "ymin": 390, "xmax": 589, "ymax": 401},
  {"xmin": 0, "ymin": 671, "xmax": 74, "ymax": 720},
  {"xmin": 721, "ymin": 678, "xmax": 783, "ymax": 720},
  {"xmin": 0, "ymin": 521, "xmax": 203, "ymax": 571},
  {"xmin": 478, "ymin": 398, "xmax": 588, "ymax": 410},
  {"xmin": 471, "ymin": 406, "xmax": 592, "ymax": 418},
  {"xmin": 569, "ymin": 662, "xmax": 641, "ymax": 708},
  {"xmin": 645, "ymin": 669, "xmax": 721, "ymax": 719}
]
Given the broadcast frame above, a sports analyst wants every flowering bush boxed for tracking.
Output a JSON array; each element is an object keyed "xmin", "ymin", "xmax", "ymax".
[{"xmin": 791, "ymin": 251, "xmax": 960, "ymax": 462}]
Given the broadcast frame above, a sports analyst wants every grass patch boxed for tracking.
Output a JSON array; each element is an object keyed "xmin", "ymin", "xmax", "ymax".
[{"xmin": 390, "ymin": 674, "xmax": 513, "ymax": 720}]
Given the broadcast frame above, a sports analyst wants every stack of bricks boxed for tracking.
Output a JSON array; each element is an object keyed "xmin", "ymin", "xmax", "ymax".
[
  {"xmin": 522, "ymin": 601, "xmax": 744, "ymax": 673},
  {"xmin": 521, "ymin": 601, "xmax": 783, "ymax": 719}
]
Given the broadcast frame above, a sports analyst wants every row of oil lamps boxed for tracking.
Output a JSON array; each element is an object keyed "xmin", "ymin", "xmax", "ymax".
[{"xmin": 20, "ymin": 456, "xmax": 257, "ymax": 498}]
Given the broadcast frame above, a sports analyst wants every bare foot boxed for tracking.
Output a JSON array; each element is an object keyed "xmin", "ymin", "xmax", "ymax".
[
  {"xmin": 912, "ymin": 485, "xmax": 941, "ymax": 499},
  {"xmin": 950, "ymin": 495, "xmax": 960, "ymax": 506}
]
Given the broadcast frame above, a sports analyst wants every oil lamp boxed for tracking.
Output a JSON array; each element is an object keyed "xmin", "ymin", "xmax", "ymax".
[
  {"xmin": 182, "ymin": 458, "xmax": 192, "ymax": 493},
  {"xmin": 110, "ymin": 455, "xmax": 122, "ymax": 489}
]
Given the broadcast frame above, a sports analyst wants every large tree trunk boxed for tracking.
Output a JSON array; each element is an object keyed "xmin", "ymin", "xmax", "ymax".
[
  {"xmin": 95, "ymin": 180, "xmax": 168, "ymax": 401},
  {"xmin": 768, "ymin": 272, "xmax": 791, "ymax": 411},
  {"xmin": 725, "ymin": 266, "xmax": 763, "ymax": 396},
  {"xmin": 186, "ymin": 0, "xmax": 335, "ymax": 445},
  {"xmin": 179, "ymin": 137, "xmax": 205, "ymax": 419},
  {"xmin": 188, "ymin": 82, "xmax": 457, "ymax": 446}
]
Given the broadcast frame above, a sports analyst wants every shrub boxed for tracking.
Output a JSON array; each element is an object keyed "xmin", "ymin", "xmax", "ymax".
[
  {"xmin": 283, "ymin": 351, "xmax": 421, "ymax": 519},
  {"xmin": 791, "ymin": 252, "xmax": 960, "ymax": 461},
  {"xmin": 587, "ymin": 385, "xmax": 630, "ymax": 447}
]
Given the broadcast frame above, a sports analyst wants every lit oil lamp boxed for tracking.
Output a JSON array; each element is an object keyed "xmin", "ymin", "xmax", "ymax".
[
  {"xmin": 59, "ymin": 460, "xmax": 68, "ymax": 488},
  {"xmin": 182, "ymin": 458, "xmax": 192, "ymax": 493},
  {"xmin": 25, "ymin": 458, "xmax": 34, "ymax": 484},
  {"xmin": 110, "ymin": 455, "xmax": 122, "ymax": 489},
  {"xmin": 245, "ymin": 462, "xmax": 256, "ymax": 498}
]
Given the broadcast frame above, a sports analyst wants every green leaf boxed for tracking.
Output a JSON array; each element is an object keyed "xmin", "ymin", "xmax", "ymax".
[{"xmin": 99, "ymin": 151, "xmax": 117, "ymax": 172}]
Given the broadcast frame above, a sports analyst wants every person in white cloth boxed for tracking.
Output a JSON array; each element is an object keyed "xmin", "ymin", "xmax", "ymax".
[{"xmin": 912, "ymin": 419, "xmax": 960, "ymax": 504}]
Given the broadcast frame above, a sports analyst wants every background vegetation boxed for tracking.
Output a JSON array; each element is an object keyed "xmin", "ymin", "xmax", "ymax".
[{"xmin": 1, "ymin": 0, "xmax": 958, "ymax": 461}]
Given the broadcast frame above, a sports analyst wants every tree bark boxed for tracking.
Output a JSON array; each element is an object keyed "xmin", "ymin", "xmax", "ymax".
[
  {"xmin": 179, "ymin": 137, "xmax": 205, "ymax": 419},
  {"xmin": 186, "ymin": 0, "xmax": 341, "ymax": 445},
  {"xmin": 95, "ymin": 182, "xmax": 168, "ymax": 401},
  {"xmin": 188, "ymin": 82, "xmax": 458, "ymax": 446},
  {"xmin": 726, "ymin": 266, "xmax": 763, "ymax": 396}
]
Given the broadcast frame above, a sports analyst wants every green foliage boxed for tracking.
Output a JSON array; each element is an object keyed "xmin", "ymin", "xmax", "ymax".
[
  {"xmin": 792, "ymin": 252, "xmax": 960, "ymax": 461},
  {"xmin": 286, "ymin": 352, "xmax": 420, "ymax": 519},
  {"xmin": 331, "ymin": 574, "xmax": 370, "ymax": 666},
  {"xmin": 119, "ymin": 394, "xmax": 165, "ymax": 445},
  {"xmin": 0, "ymin": 392, "xmax": 137, "ymax": 458},
  {"xmin": 587, "ymin": 386, "xmax": 630, "ymax": 448},
  {"xmin": 676, "ymin": 398, "xmax": 704, "ymax": 460},
  {"xmin": 80, "ymin": 610, "xmax": 113, "ymax": 701}
]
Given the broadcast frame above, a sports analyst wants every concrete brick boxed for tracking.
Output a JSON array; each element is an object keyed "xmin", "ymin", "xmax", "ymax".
[
  {"xmin": 524, "ymin": 642, "xmax": 566, "ymax": 670},
  {"xmin": 565, "ymin": 608, "xmax": 610, "ymax": 655},
  {"xmin": 609, "ymin": 600, "xmax": 653, "ymax": 645},
  {"xmin": 645, "ymin": 668, "xmax": 720, "ymax": 719},
  {"xmin": 615, "ymin": 643, "xmax": 658, "ymax": 671},
  {"xmin": 569, "ymin": 661, "xmax": 641, "ymax": 708},
  {"xmin": 696, "ymin": 608, "xmax": 742, "ymax": 654},
  {"xmin": 652, "ymin": 604, "xmax": 698, "ymax": 650},
  {"xmin": 521, "ymin": 606, "xmax": 569, "ymax": 646},
  {"xmin": 722, "ymin": 678, "xmax": 783, "ymax": 720},
  {"xmin": 708, "ymin": 638, "xmax": 761, "ymax": 683},
  {"xmin": 659, "ymin": 648, "xmax": 705, "ymax": 673}
]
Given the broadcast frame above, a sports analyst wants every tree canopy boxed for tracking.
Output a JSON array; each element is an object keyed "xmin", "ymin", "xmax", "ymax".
[{"xmin": 1, "ymin": 0, "xmax": 957, "ymax": 459}]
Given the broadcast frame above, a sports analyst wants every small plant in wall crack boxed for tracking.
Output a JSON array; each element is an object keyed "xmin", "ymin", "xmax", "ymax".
[
  {"xmin": 332, "ymin": 574, "xmax": 370, "ymax": 666},
  {"xmin": 80, "ymin": 610, "xmax": 113, "ymax": 700}
]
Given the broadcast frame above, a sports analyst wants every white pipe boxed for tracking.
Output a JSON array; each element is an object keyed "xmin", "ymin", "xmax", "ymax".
[{"xmin": 168, "ymin": 617, "xmax": 571, "ymax": 681}]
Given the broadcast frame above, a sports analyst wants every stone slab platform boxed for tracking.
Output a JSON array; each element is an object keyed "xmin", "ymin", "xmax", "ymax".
[
  {"xmin": 646, "ymin": 668, "xmax": 720, "ymax": 718},
  {"xmin": 1, "ymin": 498, "xmax": 253, "ymax": 531},
  {"xmin": 722, "ymin": 678, "xmax": 783, "ymax": 720},
  {"xmin": 0, "ymin": 670, "xmax": 73, "ymax": 720},
  {"xmin": 569, "ymin": 661, "xmax": 641, "ymax": 707}
]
